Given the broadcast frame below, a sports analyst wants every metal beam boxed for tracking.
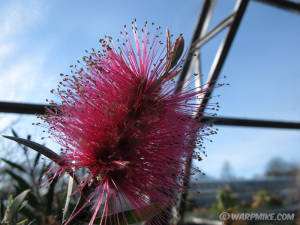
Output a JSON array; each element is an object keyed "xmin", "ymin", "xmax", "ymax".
[
  {"xmin": 0, "ymin": 101, "xmax": 48, "ymax": 115},
  {"xmin": 253, "ymin": 0, "xmax": 300, "ymax": 13},
  {"xmin": 197, "ymin": 0, "xmax": 250, "ymax": 116},
  {"xmin": 1, "ymin": 101, "xmax": 300, "ymax": 129},
  {"xmin": 191, "ymin": 12, "xmax": 236, "ymax": 51},
  {"xmin": 177, "ymin": 1, "xmax": 250, "ymax": 223},
  {"xmin": 175, "ymin": 0, "xmax": 216, "ymax": 93},
  {"xmin": 202, "ymin": 116, "xmax": 300, "ymax": 129}
]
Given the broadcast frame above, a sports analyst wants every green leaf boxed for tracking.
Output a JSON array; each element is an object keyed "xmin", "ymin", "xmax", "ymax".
[
  {"xmin": 27, "ymin": 219, "xmax": 37, "ymax": 225},
  {"xmin": 7, "ymin": 195, "xmax": 14, "ymax": 208},
  {"xmin": 38, "ymin": 161, "xmax": 47, "ymax": 183},
  {"xmin": 11, "ymin": 129, "xmax": 28, "ymax": 155},
  {"xmin": 33, "ymin": 152, "xmax": 41, "ymax": 169},
  {"xmin": 166, "ymin": 27, "xmax": 172, "ymax": 59},
  {"xmin": 16, "ymin": 218, "xmax": 28, "ymax": 225},
  {"xmin": 45, "ymin": 176, "xmax": 58, "ymax": 214},
  {"xmin": 2, "ymin": 136, "xmax": 62, "ymax": 166},
  {"xmin": 5, "ymin": 169, "xmax": 31, "ymax": 190},
  {"xmin": 1, "ymin": 195, "xmax": 14, "ymax": 223},
  {"xmin": 170, "ymin": 34, "xmax": 184, "ymax": 69},
  {"xmin": 0, "ymin": 200, "xmax": 4, "ymax": 218},
  {"xmin": 151, "ymin": 34, "xmax": 184, "ymax": 92},
  {"xmin": 11, "ymin": 129, "xmax": 19, "ymax": 138},
  {"xmin": 5, "ymin": 169, "xmax": 40, "ymax": 209},
  {"xmin": 63, "ymin": 176, "xmax": 74, "ymax": 222},
  {"xmin": 19, "ymin": 200, "xmax": 28, "ymax": 211},
  {"xmin": 0, "ymin": 157, "xmax": 26, "ymax": 173},
  {"xmin": 3, "ymin": 136, "xmax": 79, "ymax": 185},
  {"xmin": 7, "ymin": 189, "xmax": 30, "ymax": 225},
  {"xmin": 19, "ymin": 206, "xmax": 39, "ymax": 223}
]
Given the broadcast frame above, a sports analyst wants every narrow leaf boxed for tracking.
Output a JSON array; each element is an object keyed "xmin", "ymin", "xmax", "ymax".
[
  {"xmin": 166, "ymin": 27, "xmax": 171, "ymax": 59},
  {"xmin": 2, "ymin": 135, "xmax": 62, "ymax": 166},
  {"xmin": 154, "ymin": 34, "xmax": 184, "ymax": 90},
  {"xmin": 16, "ymin": 218, "xmax": 28, "ymax": 225},
  {"xmin": 1, "ymin": 195, "xmax": 13, "ymax": 224},
  {"xmin": 165, "ymin": 70, "xmax": 182, "ymax": 83},
  {"xmin": 45, "ymin": 176, "xmax": 58, "ymax": 213},
  {"xmin": 170, "ymin": 34, "xmax": 184, "ymax": 69},
  {"xmin": 5, "ymin": 169, "xmax": 31, "ymax": 190},
  {"xmin": 0, "ymin": 200, "xmax": 4, "ymax": 218},
  {"xmin": 11, "ymin": 129, "xmax": 28, "ymax": 154},
  {"xmin": 63, "ymin": 176, "xmax": 74, "ymax": 222},
  {"xmin": 8, "ymin": 189, "xmax": 31, "ymax": 225},
  {"xmin": 11, "ymin": 129, "xmax": 19, "ymax": 138},
  {"xmin": 19, "ymin": 206, "xmax": 39, "ymax": 223},
  {"xmin": 0, "ymin": 157, "xmax": 26, "ymax": 173},
  {"xmin": 19, "ymin": 200, "xmax": 28, "ymax": 211},
  {"xmin": 33, "ymin": 152, "xmax": 41, "ymax": 169},
  {"xmin": 1, "ymin": 136, "xmax": 82, "ymax": 184},
  {"xmin": 38, "ymin": 161, "xmax": 47, "ymax": 183},
  {"xmin": 27, "ymin": 220, "xmax": 37, "ymax": 225},
  {"xmin": 5, "ymin": 169, "xmax": 41, "ymax": 209}
]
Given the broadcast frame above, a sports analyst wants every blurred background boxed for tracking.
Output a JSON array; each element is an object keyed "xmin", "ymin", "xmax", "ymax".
[{"xmin": 0, "ymin": 0, "xmax": 299, "ymax": 224}]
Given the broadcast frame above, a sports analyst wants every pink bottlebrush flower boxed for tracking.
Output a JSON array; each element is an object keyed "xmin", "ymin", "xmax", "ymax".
[{"xmin": 42, "ymin": 21, "xmax": 211, "ymax": 225}]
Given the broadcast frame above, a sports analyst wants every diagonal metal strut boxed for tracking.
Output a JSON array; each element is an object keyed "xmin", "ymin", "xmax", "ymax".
[{"xmin": 177, "ymin": 0, "xmax": 250, "ymax": 223}]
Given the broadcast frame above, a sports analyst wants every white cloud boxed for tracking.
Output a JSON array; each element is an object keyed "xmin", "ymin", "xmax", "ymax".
[
  {"xmin": 0, "ymin": 0, "xmax": 52, "ymax": 103},
  {"xmin": 0, "ymin": 52, "xmax": 47, "ymax": 101},
  {"xmin": 0, "ymin": 0, "xmax": 53, "ymax": 133},
  {"xmin": 0, "ymin": 43, "xmax": 14, "ymax": 61},
  {"xmin": 0, "ymin": 0, "xmax": 42, "ymax": 41}
]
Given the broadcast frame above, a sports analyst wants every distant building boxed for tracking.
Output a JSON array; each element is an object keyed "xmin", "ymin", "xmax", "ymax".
[{"xmin": 190, "ymin": 177, "xmax": 299, "ymax": 207}]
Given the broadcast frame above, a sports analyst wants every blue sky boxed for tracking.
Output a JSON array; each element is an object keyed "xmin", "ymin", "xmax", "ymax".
[{"xmin": 0, "ymin": 0, "xmax": 299, "ymax": 178}]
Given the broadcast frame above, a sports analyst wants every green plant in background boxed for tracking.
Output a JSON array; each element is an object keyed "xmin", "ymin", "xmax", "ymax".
[
  {"xmin": 194, "ymin": 188, "xmax": 284, "ymax": 220},
  {"xmin": 216, "ymin": 187, "xmax": 237, "ymax": 211},
  {"xmin": 0, "ymin": 130, "xmax": 67, "ymax": 225},
  {"xmin": 209, "ymin": 187, "xmax": 238, "ymax": 217},
  {"xmin": 252, "ymin": 190, "xmax": 283, "ymax": 209},
  {"xmin": 1, "ymin": 189, "xmax": 30, "ymax": 225}
]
